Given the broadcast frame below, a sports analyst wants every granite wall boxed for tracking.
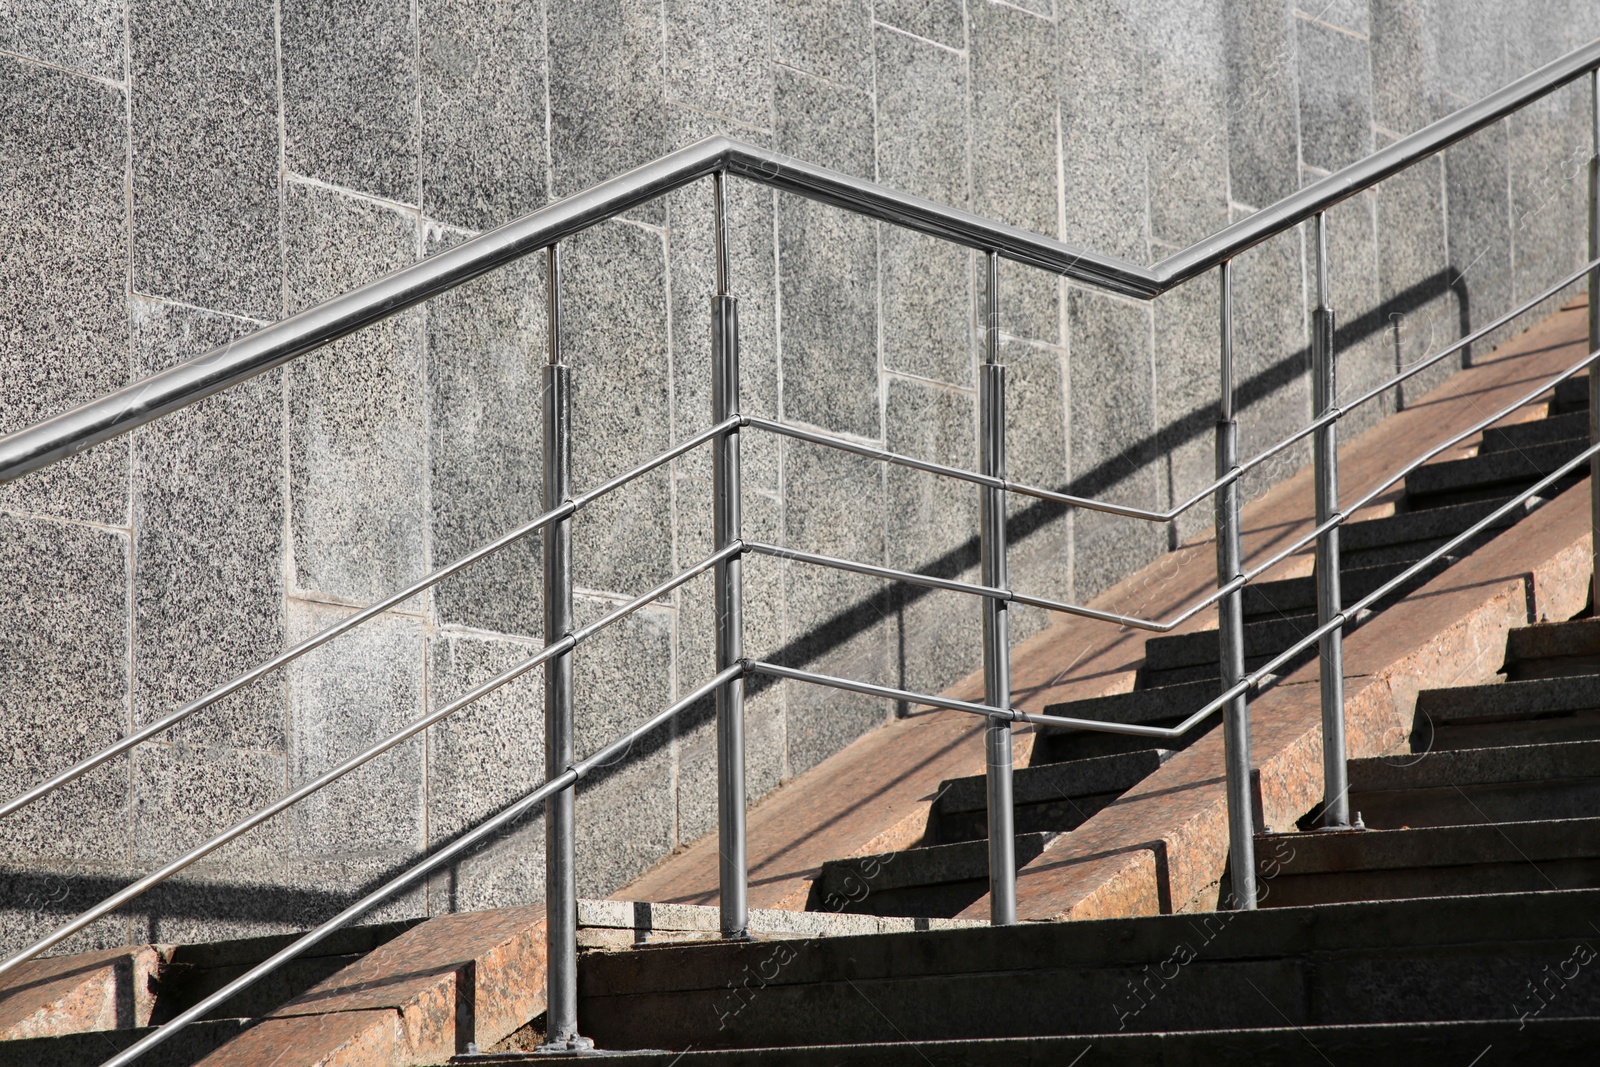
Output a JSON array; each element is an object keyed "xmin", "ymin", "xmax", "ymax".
[{"xmin": 4, "ymin": 0, "xmax": 1599, "ymax": 955}]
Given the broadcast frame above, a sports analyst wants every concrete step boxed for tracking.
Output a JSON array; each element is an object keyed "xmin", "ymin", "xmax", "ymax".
[
  {"xmin": 0, "ymin": 921, "xmax": 419, "ymax": 1043},
  {"xmin": 812, "ymin": 832, "xmax": 1055, "ymax": 919},
  {"xmin": 575, "ymin": 888, "xmax": 1600, "ymax": 1051},
  {"xmin": 1143, "ymin": 614, "xmax": 1316, "ymax": 673},
  {"xmin": 0, "ymin": 1019, "xmax": 249, "ymax": 1067},
  {"xmin": 930, "ymin": 749, "xmax": 1171, "ymax": 844},
  {"xmin": 1413, "ymin": 673, "xmax": 1600, "ymax": 750},
  {"xmin": 1255, "ymin": 817, "xmax": 1600, "ymax": 907},
  {"xmin": 1032, "ymin": 680, "xmax": 1219, "ymax": 764},
  {"xmin": 1348, "ymin": 739, "xmax": 1600, "ymax": 828},
  {"xmin": 1480, "ymin": 408, "xmax": 1589, "ymax": 453},
  {"xmin": 1138, "ymin": 649, "xmax": 1300, "ymax": 690},
  {"xmin": 1239, "ymin": 556, "xmax": 1451, "ymax": 624},
  {"xmin": 1552, "ymin": 373, "xmax": 1589, "ymax": 414},
  {"xmin": 1403, "ymin": 437, "xmax": 1585, "ymax": 509},
  {"xmin": 449, "ymin": 1018, "xmax": 1600, "ymax": 1065},
  {"xmin": 1502, "ymin": 618, "xmax": 1600, "ymax": 680}
]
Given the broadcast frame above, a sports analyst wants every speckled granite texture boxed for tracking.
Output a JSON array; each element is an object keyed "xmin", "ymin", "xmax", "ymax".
[{"xmin": 4, "ymin": 1, "xmax": 1599, "ymax": 953}]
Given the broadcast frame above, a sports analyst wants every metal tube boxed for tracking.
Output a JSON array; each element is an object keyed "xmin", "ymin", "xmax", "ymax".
[
  {"xmin": 1215, "ymin": 261, "xmax": 1256, "ymax": 910},
  {"xmin": 97, "ymin": 662, "xmax": 745, "ymax": 1067},
  {"xmin": 0, "ymin": 543, "xmax": 738, "ymax": 982},
  {"xmin": 1589, "ymin": 70, "xmax": 1600, "ymax": 616},
  {"xmin": 541, "ymin": 244, "xmax": 586, "ymax": 1051},
  {"xmin": 712, "ymin": 173, "xmax": 749, "ymax": 940},
  {"xmin": 979, "ymin": 252, "xmax": 1016, "ymax": 926},
  {"xmin": 1311, "ymin": 213, "xmax": 1350, "ymax": 829}
]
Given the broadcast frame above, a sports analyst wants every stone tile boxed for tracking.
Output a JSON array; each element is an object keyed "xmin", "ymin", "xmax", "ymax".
[
  {"xmin": 673, "ymin": 491, "xmax": 785, "ymax": 693},
  {"xmin": 1134, "ymin": 0, "xmax": 1231, "ymax": 247},
  {"xmin": 131, "ymin": 741, "xmax": 287, "ymax": 866},
  {"xmin": 1442, "ymin": 118, "xmax": 1514, "ymax": 362},
  {"xmin": 422, "ymin": 0, "xmax": 548, "ymax": 231},
  {"xmin": 774, "ymin": 63, "xmax": 873, "ymax": 180},
  {"xmin": 881, "ymin": 230, "xmax": 974, "ymax": 387},
  {"xmin": 0, "ymin": 61, "xmax": 129, "ymax": 527},
  {"xmin": 0, "ymin": 864, "xmax": 137, "ymax": 960},
  {"xmin": 674, "ymin": 682, "xmax": 784, "ymax": 846},
  {"xmin": 560, "ymin": 221, "xmax": 673, "ymax": 598},
  {"xmin": 1059, "ymin": 0, "xmax": 1147, "ymax": 262},
  {"xmin": 998, "ymin": 338, "xmax": 1068, "ymax": 506},
  {"xmin": 0, "ymin": 0, "xmax": 124, "ymax": 81},
  {"xmin": 1229, "ymin": 220, "xmax": 1309, "ymax": 495},
  {"xmin": 1066, "ymin": 290, "xmax": 1164, "ymax": 600},
  {"xmin": 774, "ymin": 200, "xmax": 878, "ymax": 429},
  {"xmin": 884, "ymin": 376, "xmax": 976, "ymax": 574},
  {"xmin": 136, "ymin": 867, "xmax": 327, "ymax": 945},
  {"xmin": 548, "ymin": 0, "xmax": 666, "ymax": 222},
  {"xmin": 875, "ymin": 24, "xmax": 966, "ymax": 205},
  {"xmin": 780, "ymin": 442, "xmax": 892, "ymax": 775},
  {"xmin": 1428, "ymin": 0, "xmax": 1505, "ymax": 107},
  {"xmin": 284, "ymin": 182, "xmax": 426, "ymax": 605},
  {"xmin": 876, "ymin": 26, "xmax": 970, "ymax": 386},
  {"xmin": 130, "ymin": 0, "xmax": 279, "ymax": 319},
  {"xmin": 285, "ymin": 602, "xmax": 425, "ymax": 860},
  {"xmin": 1152, "ymin": 274, "xmax": 1222, "ymax": 546},
  {"xmin": 773, "ymin": 0, "xmax": 872, "ymax": 90},
  {"xmin": 278, "ymin": 855, "xmax": 429, "ymax": 926},
  {"xmin": 1222, "ymin": 0, "xmax": 1299, "ymax": 208},
  {"xmin": 1509, "ymin": 89, "xmax": 1589, "ymax": 306},
  {"xmin": 1321, "ymin": 193, "xmax": 1387, "ymax": 441},
  {"xmin": 664, "ymin": 0, "xmax": 772, "ymax": 120},
  {"xmin": 1369, "ymin": 0, "xmax": 1429, "ymax": 134},
  {"xmin": 774, "ymin": 66, "xmax": 878, "ymax": 437},
  {"xmin": 130, "ymin": 299, "xmax": 285, "ymax": 753},
  {"xmin": 424, "ymin": 229, "xmax": 546, "ymax": 640},
  {"xmin": 282, "ymin": 0, "xmax": 419, "ymax": 205},
  {"xmin": 970, "ymin": 0, "xmax": 1055, "ymax": 236},
  {"xmin": 570, "ymin": 597, "xmax": 675, "ymax": 760},
  {"xmin": 1374, "ymin": 145, "xmax": 1457, "ymax": 406},
  {"xmin": 424, "ymin": 631, "xmax": 545, "ymax": 906},
  {"xmin": 575, "ymin": 745, "xmax": 677, "ymax": 898},
  {"xmin": 874, "ymin": 0, "xmax": 964, "ymax": 49},
  {"xmin": 1314, "ymin": 0, "xmax": 1369, "ymax": 35},
  {"xmin": 1296, "ymin": 15, "xmax": 1373, "ymax": 174},
  {"xmin": 0, "ymin": 515, "xmax": 130, "ymax": 864}
]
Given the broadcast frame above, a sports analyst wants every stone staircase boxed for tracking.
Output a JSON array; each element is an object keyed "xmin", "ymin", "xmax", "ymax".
[
  {"xmin": 1260, "ymin": 615, "xmax": 1600, "ymax": 908},
  {"xmin": 812, "ymin": 374, "xmax": 1594, "ymax": 920},
  {"xmin": 8, "ymin": 344, "xmax": 1600, "ymax": 1064}
]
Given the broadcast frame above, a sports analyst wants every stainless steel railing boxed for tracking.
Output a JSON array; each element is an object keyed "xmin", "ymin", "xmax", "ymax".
[{"xmin": 0, "ymin": 36, "xmax": 1597, "ymax": 1067}]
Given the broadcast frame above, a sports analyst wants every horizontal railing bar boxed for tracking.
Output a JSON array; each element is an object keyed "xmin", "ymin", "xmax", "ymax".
[
  {"xmin": 746, "ymin": 660, "xmax": 1214, "ymax": 739},
  {"xmin": 0, "ymin": 544, "xmax": 740, "ymax": 982},
  {"xmin": 1185, "ymin": 441, "xmax": 1600, "ymax": 731},
  {"xmin": 743, "ymin": 540, "xmax": 1184, "ymax": 632},
  {"xmin": 97, "ymin": 662, "xmax": 746, "ymax": 1067},
  {"xmin": 0, "ymin": 417, "xmax": 737, "ymax": 823},
  {"xmin": 7, "ymin": 41, "xmax": 1596, "ymax": 491}
]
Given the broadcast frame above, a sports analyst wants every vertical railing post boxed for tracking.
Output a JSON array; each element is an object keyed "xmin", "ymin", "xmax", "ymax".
[
  {"xmin": 1215, "ymin": 261, "xmax": 1257, "ymax": 910},
  {"xmin": 1312, "ymin": 212, "xmax": 1351, "ymax": 829},
  {"xmin": 711, "ymin": 172, "xmax": 749, "ymax": 940},
  {"xmin": 979, "ymin": 251, "xmax": 1016, "ymax": 926},
  {"xmin": 1587, "ymin": 69, "xmax": 1599, "ymax": 616},
  {"xmin": 541, "ymin": 242, "xmax": 588, "ymax": 1051}
]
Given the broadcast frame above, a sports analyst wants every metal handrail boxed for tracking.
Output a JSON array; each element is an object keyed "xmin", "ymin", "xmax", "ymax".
[
  {"xmin": 1, "ymin": 40, "xmax": 1595, "ymax": 487},
  {"xmin": 0, "ymin": 417, "xmax": 738, "ymax": 822},
  {"xmin": 0, "ymin": 542, "xmax": 739, "ymax": 982}
]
